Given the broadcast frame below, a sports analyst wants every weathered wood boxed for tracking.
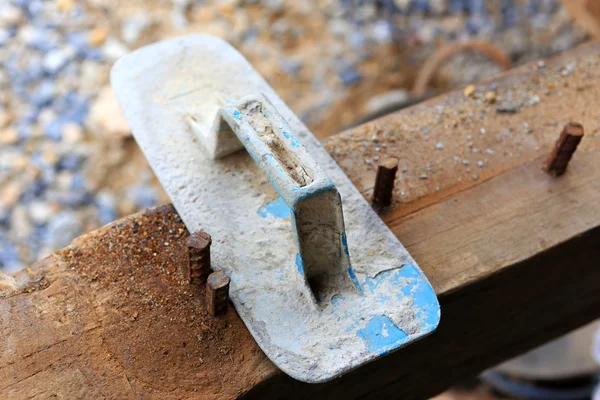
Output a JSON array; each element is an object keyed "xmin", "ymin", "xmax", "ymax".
[{"xmin": 2, "ymin": 42, "xmax": 600, "ymax": 399}]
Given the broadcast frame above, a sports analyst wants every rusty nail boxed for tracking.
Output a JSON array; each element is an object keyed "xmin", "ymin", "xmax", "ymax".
[
  {"xmin": 544, "ymin": 122, "xmax": 584, "ymax": 177},
  {"xmin": 186, "ymin": 231, "xmax": 212, "ymax": 286},
  {"xmin": 372, "ymin": 157, "xmax": 399, "ymax": 209},
  {"xmin": 206, "ymin": 270, "xmax": 230, "ymax": 316}
]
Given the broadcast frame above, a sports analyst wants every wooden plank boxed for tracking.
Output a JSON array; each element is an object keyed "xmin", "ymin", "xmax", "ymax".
[{"xmin": 2, "ymin": 42, "xmax": 600, "ymax": 399}]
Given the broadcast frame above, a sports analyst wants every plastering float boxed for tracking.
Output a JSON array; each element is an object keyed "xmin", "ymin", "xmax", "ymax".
[{"xmin": 111, "ymin": 34, "xmax": 440, "ymax": 383}]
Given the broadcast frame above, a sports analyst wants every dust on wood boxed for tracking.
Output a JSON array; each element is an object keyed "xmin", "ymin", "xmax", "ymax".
[
  {"xmin": 0, "ymin": 205, "xmax": 276, "ymax": 399},
  {"xmin": 325, "ymin": 42, "xmax": 600, "ymax": 220}
]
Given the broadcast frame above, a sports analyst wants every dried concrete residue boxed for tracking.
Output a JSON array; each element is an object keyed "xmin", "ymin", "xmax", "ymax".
[{"xmin": 241, "ymin": 99, "xmax": 314, "ymax": 187}]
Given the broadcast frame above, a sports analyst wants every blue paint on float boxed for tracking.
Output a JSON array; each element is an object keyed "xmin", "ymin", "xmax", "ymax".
[
  {"xmin": 341, "ymin": 231, "xmax": 349, "ymax": 255},
  {"xmin": 282, "ymin": 130, "xmax": 301, "ymax": 147},
  {"xmin": 295, "ymin": 253, "xmax": 304, "ymax": 274},
  {"xmin": 363, "ymin": 263, "xmax": 439, "ymax": 329},
  {"xmin": 233, "ymin": 110, "xmax": 241, "ymax": 119},
  {"xmin": 357, "ymin": 315, "xmax": 408, "ymax": 354},
  {"xmin": 257, "ymin": 197, "xmax": 291, "ymax": 219},
  {"xmin": 348, "ymin": 267, "xmax": 363, "ymax": 294},
  {"xmin": 331, "ymin": 294, "xmax": 345, "ymax": 305}
]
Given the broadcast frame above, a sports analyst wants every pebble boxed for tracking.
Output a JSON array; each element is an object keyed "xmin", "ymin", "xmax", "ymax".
[
  {"xmin": 87, "ymin": 86, "xmax": 130, "ymax": 138},
  {"xmin": 366, "ymin": 90, "xmax": 409, "ymax": 115},
  {"xmin": 28, "ymin": 201, "xmax": 54, "ymax": 225},
  {"xmin": 1, "ymin": 182, "xmax": 22, "ymax": 209},
  {"xmin": 0, "ymin": 239, "xmax": 21, "ymax": 272},
  {"xmin": 45, "ymin": 210, "xmax": 82, "ymax": 249},
  {"xmin": 95, "ymin": 191, "xmax": 116, "ymax": 225},
  {"xmin": 0, "ymin": 127, "xmax": 19, "ymax": 145},
  {"xmin": 62, "ymin": 122, "xmax": 84, "ymax": 144},
  {"xmin": 496, "ymin": 100, "xmax": 520, "ymax": 114},
  {"xmin": 88, "ymin": 26, "xmax": 109, "ymax": 47},
  {"xmin": 11, "ymin": 205, "xmax": 32, "ymax": 238},
  {"xmin": 101, "ymin": 37, "xmax": 129, "ymax": 61},
  {"xmin": 43, "ymin": 47, "xmax": 75, "ymax": 75},
  {"xmin": 338, "ymin": 65, "xmax": 362, "ymax": 86},
  {"xmin": 279, "ymin": 58, "xmax": 302, "ymax": 77},
  {"xmin": 171, "ymin": 7, "xmax": 188, "ymax": 30},
  {"xmin": 484, "ymin": 91, "xmax": 496, "ymax": 103},
  {"xmin": 0, "ymin": 4, "xmax": 23, "ymax": 26},
  {"xmin": 127, "ymin": 186, "xmax": 157, "ymax": 209},
  {"xmin": 435, "ymin": 141, "xmax": 445, "ymax": 150},
  {"xmin": 0, "ymin": 109, "xmax": 15, "ymax": 129},
  {"xmin": 527, "ymin": 95, "xmax": 541, "ymax": 106},
  {"xmin": 463, "ymin": 84, "xmax": 476, "ymax": 97},
  {"xmin": 560, "ymin": 62, "xmax": 576, "ymax": 77},
  {"xmin": 121, "ymin": 13, "xmax": 153, "ymax": 44}
]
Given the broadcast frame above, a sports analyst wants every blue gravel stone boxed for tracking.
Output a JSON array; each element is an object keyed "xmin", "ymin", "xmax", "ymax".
[
  {"xmin": 81, "ymin": 47, "xmax": 103, "ymax": 61},
  {"xmin": 0, "ymin": 239, "xmax": 21, "ymax": 271},
  {"xmin": 27, "ymin": 1, "xmax": 44, "ymax": 18},
  {"xmin": 16, "ymin": 120, "xmax": 32, "ymax": 139},
  {"xmin": 241, "ymin": 27, "xmax": 259, "ymax": 44},
  {"xmin": 54, "ymin": 92, "xmax": 89, "ymax": 125},
  {"xmin": 127, "ymin": 186, "xmax": 157, "ymax": 209},
  {"xmin": 31, "ymin": 80, "xmax": 55, "ymax": 108},
  {"xmin": 30, "ymin": 226, "xmax": 46, "ymax": 244},
  {"xmin": 45, "ymin": 210, "xmax": 82, "ymax": 249},
  {"xmin": 411, "ymin": 0, "xmax": 430, "ymax": 13},
  {"xmin": 51, "ymin": 172, "xmax": 93, "ymax": 207},
  {"xmin": 23, "ymin": 106, "xmax": 41, "ymax": 123},
  {"xmin": 338, "ymin": 65, "xmax": 362, "ymax": 86},
  {"xmin": 45, "ymin": 118, "xmax": 65, "ymax": 140},
  {"xmin": 12, "ymin": 0, "xmax": 31, "ymax": 7},
  {"xmin": 43, "ymin": 48, "xmax": 73, "ymax": 76},
  {"xmin": 59, "ymin": 189, "xmax": 93, "ymax": 207},
  {"xmin": 450, "ymin": 0, "xmax": 467, "ymax": 13},
  {"xmin": 466, "ymin": 15, "xmax": 490, "ymax": 35},
  {"xmin": 66, "ymin": 31, "xmax": 96, "ymax": 60},
  {"xmin": 501, "ymin": 0, "xmax": 518, "ymax": 27},
  {"xmin": 26, "ymin": 58, "xmax": 45, "ymax": 81},
  {"xmin": 39, "ymin": 166, "xmax": 56, "ymax": 186},
  {"xmin": 527, "ymin": 1, "xmax": 539, "ymax": 15},
  {"xmin": 71, "ymin": 172, "xmax": 90, "ymax": 194},
  {"xmin": 29, "ymin": 152, "xmax": 42, "ymax": 167},
  {"xmin": 66, "ymin": 32, "xmax": 86, "ymax": 49},
  {"xmin": 95, "ymin": 193, "xmax": 116, "ymax": 225},
  {"xmin": 280, "ymin": 59, "xmax": 302, "ymax": 77},
  {"xmin": 45, "ymin": 94, "xmax": 89, "ymax": 140},
  {"xmin": 0, "ymin": 208, "xmax": 10, "ymax": 229},
  {"xmin": 0, "ymin": 29, "xmax": 12, "ymax": 46},
  {"xmin": 349, "ymin": 31, "xmax": 366, "ymax": 49},
  {"xmin": 19, "ymin": 181, "xmax": 46, "ymax": 205},
  {"xmin": 467, "ymin": 0, "xmax": 486, "ymax": 15},
  {"xmin": 58, "ymin": 153, "xmax": 84, "ymax": 171},
  {"xmin": 27, "ymin": 28, "xmax": 59, "ymax": 52}
]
